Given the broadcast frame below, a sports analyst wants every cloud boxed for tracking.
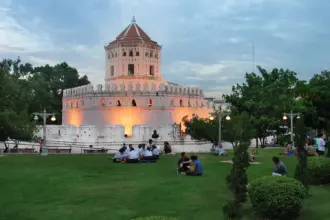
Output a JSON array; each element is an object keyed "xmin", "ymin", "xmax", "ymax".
[{"xmin": 0, "ymin": 0, "xmax": 329, "ymax": 99}]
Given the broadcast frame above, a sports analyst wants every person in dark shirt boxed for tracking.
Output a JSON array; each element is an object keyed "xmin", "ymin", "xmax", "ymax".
[
  {"xmin": 272, "ymin": 156, "xmax": 288, "ymax": 176},
  {"xmin": 177, "ymin": 152, "xmax": 190, "ymax": 173}
]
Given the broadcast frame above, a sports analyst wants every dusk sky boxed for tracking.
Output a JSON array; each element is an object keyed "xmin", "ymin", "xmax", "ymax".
[{"xmin": 1, "ymin": 0, "xmax": 329, "ymax": 97}]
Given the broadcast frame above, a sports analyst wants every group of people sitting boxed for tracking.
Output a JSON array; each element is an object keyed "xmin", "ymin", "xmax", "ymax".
[
  {"xmin": 177, "ymin": 152, "xmax": 203, "ymax": 176},
  {"xmin": 112, "ymin": 141, "xmax": 161, "ymax": 163},
  {"xmin": 283, "ymin": 133, "xmax": 327, "ymax": 157}
]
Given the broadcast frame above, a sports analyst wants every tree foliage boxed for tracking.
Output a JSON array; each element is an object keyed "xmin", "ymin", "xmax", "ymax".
[
  {"xmin": 0, "ymin": 58, "xmax": 90, "ymax": 142},
  {"xmin": 223, "ymin": 112, "xmax": 255, "ymax": 219},
  {"xmin": 224, "ymin": 66, "xmax": 313, "ymax": 147}
]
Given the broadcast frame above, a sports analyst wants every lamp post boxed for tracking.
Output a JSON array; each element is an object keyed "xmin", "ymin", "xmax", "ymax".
[
  {"xmin": 210, "ymin": 107, "xmax": 231, "ymax": 144},
  {"xmin": 34, "ymin": 109, "xmax": 56, "ymax": 154},
  {"xmin": 282, "ymin": 110, "xmax": 300, "ymax": 145}
]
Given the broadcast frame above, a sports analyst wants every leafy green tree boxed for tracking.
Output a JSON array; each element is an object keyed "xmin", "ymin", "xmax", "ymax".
[
  {"xmin": 223, "ymin": 112, "xmax": 256, "ymax": 219},
  {"xmin": 0, "ymin": 65, "xmax": 35, "ymax": 144},
  {"xmin": 224, "ymin": 66, "xmax": 311, "ymax": 147},
  {"xmin": 294, "ymin": 115, "xmax": 310, "ymax": 191},
  {"xmin": 308, "ymin": 70, "xmax": 330, "ymax": 133}
]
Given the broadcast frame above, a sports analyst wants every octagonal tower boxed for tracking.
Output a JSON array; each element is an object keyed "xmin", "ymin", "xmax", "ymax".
[{"xmin": 104, "ymin": 17, "xmax": 167, "ymax": 90}]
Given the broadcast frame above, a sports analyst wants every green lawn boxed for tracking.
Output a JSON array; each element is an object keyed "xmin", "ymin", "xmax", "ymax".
[{"xmin": 0, "ymin": 149, "xmax": 329, "ymax": 220}]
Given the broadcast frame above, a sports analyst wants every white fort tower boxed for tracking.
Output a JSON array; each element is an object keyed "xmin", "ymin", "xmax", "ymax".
[{"xmin": 45, "ymin": 18, "xmax": 219, "ymax": 143}]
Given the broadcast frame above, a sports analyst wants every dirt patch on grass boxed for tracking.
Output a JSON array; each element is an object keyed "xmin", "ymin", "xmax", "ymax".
[{"xmin": 220, "ymin": 160, "xmax": 262, "ymax": 165}]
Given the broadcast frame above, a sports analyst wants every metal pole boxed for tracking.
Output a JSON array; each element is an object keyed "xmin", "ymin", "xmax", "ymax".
[
  {"xmin": 219, "ymin": 111, "xmax": 222, "ymax": 144},
  {"xmin": 43, "ymin": 108, "xmax": 46, "ymax": 148},
  {"xmin": 290, "ymin": 110, "xmax": 294, "ymax": 143}
]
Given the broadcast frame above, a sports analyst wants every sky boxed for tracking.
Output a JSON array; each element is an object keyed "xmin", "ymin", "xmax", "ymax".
[{"xmin": 1, "ymin": 0, "xmax": 329, "ymax": 98}]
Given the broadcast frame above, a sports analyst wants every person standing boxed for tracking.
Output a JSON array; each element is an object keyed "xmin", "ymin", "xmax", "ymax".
[{"xmin": 317, "ymin": 134, "xmax": 326, "ymax": 156}]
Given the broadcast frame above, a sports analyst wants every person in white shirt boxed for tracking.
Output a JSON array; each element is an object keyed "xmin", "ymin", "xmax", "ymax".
[
  {"xmin": 112, "ymin": 148, "xmax": 125, "ymax": 163},
  {"xmin": 152, "ymin": 145, "xmax": 160, "ymax": 159},
  {"xmin": 143, "ymin": 147, "xmax": 153, "ymax": 160},
  {"xmin": 317, "ymin": 134, "xmax": 326, "ymax": 156},
  {"xmin": 126, "ymin": 146, "xmax": 139, "ymax": 163}
]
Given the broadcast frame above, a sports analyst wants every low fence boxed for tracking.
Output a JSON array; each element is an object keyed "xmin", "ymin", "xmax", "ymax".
[{"xmin": 0, "ymin": 140, "xmax": 214, "ymax": 155}]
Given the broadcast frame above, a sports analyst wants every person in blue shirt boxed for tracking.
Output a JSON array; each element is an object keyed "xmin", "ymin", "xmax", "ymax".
[{"xmin": 186, "ymin": 155, "xmax": 203, "ymax": 176}]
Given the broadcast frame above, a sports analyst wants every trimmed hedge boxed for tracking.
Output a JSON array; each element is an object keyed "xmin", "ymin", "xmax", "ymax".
[
  {"xmin": 308, "ymin": 157, "xmax": 330, "ymax": 185},
  {"xmin": 249, "ymin": 176, "xmax": 307, "ymax": 220},
  {"xmin": 134, "ymin": 217, "xmax": 178, "ymax": 220}
]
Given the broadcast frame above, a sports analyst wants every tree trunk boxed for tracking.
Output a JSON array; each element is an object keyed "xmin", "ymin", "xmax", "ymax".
[{"xmin": 255, "ymin": 138, "xmax": 259, "ymax": 148}]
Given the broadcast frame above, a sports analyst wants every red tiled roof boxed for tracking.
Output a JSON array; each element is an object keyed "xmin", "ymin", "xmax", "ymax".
[{"xmin": 107, "ymin": 17, "xmax": 160, "ymax": 48}]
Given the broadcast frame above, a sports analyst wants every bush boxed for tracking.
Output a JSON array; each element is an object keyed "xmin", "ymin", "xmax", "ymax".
[
  {"xmin": 133, "ymin": 217, "xmax": 177, "ymax": 220},
  {"xmin": 249, "ymin": 176, "xmax": 307, "ymax": 220},
  {"xmin": 308, "ymin": 157, "xmax": 330, "ymax": 185}
]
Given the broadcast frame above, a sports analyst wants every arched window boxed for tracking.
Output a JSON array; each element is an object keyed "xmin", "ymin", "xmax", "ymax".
[
  {"xmin": 170, "ymin": 99, "xmax": 174, "ymax": 106},
  {"xmin": 111, "ymin": 53, "xmax": 114, "ymax": 58},
  {"xmin": 129, "ymin": 51, "xmax": 133, "ymax": 57},
  {"xmin": 117, "ymin": 100, "xmax": 121, "ymax": 106},
  {"xmin": 132, "ymin": 99, "xmax": 137, "ymax": 106},
  {"xmin": 123, "ymin": 52, "xmax": 126, "ymax": 56},
  {"xmin": 150, "ymin": 51, "xmax": 153, "ymax": 57},
  {"xmin": 81, "ymin": 100, "xmax": 84, "ymax": 106},
  {"xmin": 155, "ymin": 53, "xmax": 158, "ymax": 59},
  {"xmin": 148, "ymin": 99, "xmax": 152, "ymax": 107},
  {"xmin": 145, "ymin": 52, "xmax": 149, "ymax": 57},
  {"xmin": 70, "ymin": 103, "xmax": 73, "ymax": 108},
  {"xmin": 76, "ymin": 102, "xmax": 78, "ymax": 108},
  {"xmin": 188, "ymin": 100, "xmax": 191, "ymax": 107},
  {"xmin": 115, "ymin": 53, "xmax": 117, "ymax": 57},
  {"xmin": 136, "ymin": 51, "xmax": 140, "ymax": 56},
  {"xmin": 179, "ymin": 100, "xmax": 183, "ymax": 107}
]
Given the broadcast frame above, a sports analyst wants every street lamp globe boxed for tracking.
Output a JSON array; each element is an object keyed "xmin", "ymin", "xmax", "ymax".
[
  {"xmin": 225, "ymin": 115, "xmax": 231, "ymax": 120},
  {"xmin": 34, "ymin": 115, "xmax": 38, "ymax": 120},
  {"xmin": 297, "ymin": 115, "xmax": 300, "ymax": 119},
  {"xmin": 209, "ymin": 116, "xmax": 214, "ymax": 120},
  {"xmin": 283, "ymin": 115, "xmax": 288, "ymax": 120},
  {"xmin": 51, "ymin": 115, "xmax": 56, "ymax": 121}
]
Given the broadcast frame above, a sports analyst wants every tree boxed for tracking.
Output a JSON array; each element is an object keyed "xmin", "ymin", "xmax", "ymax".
[
  {"xmin": 308, "ymin": 70, "xmax": 330, "ymax": 133},
  {"xmin": 0, "ymin": 65, "xmax": 35, "ymax": 144},
  {"xmin": 224, "ymin": 66, "xmax": 310, "ymax": 147},
  {"xmin": 223, "ymin": 112, "xmax": 256, "ymax": 218},
  {"xmin": 294, "ymin": 115, "xmax": 310, "ymax": 191}
]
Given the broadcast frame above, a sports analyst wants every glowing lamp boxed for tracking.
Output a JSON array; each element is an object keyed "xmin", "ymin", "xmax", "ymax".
[
  {"xmin": 209, "ymin": 116, "xmax": 214, "ymax": 120},
  {"xmin": 34, "ymin": 115, "xmax": 38, "ymax": 120},
  {"xmin": 51, "ymin": 115, "xmax": 56, "ymax": 121},
  {"xmin": 297, "ymin": 115, "xmax": 300, "ymax": 119},
  {"xmin": 283, "ymin": 115, "xmax": 288, "ymax": 120},
  {"xmin": 225, "ymin": 115, "xmax": 231, "ymax": 120}
]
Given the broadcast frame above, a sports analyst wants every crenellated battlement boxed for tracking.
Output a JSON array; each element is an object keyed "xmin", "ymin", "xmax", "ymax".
[{"xmin": 63, "ymin": 82, "xmax": 204, "ymax": 98}]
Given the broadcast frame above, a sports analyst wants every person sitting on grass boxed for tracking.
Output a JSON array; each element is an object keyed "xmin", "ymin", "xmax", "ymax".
[
  {"xmin": 284, "ymin": 141, "xmax": 295, "ymax": 156},
  {"xmin": 177, "ymin": 153, "xmax": 191, "ymax": 173},
  {"xmin": 305, "ymin": 144, "xmax": 317, "ymax": 156},
  {"xmin": 152, "ymin": 145, "xmax": 160, "ymax": 159},
  {"xmin": 249, "ymin": 148, "xmax": 257, "ymax": 162},
  {"xmin": 272, "ymin": 156, "xmax": 288, "ymax": 176},
  {"xmin": 163, "ymin": 141, "xmax": 172, "ymax": 154},
  {"xmin": 185, "ymin": 155, "xmax": 203, "ymax": 176},
  {"xmin": 215, "ymin": 143, "xmax": 228, "ymax": 156},
  {"xmin": 126, "ymin": 145, "xmax": 139, "ymax": 163},
  {"xmin": 112, "ymin": 148, "xmax": 126, "ymax": 163},
  {"xmin": 143, "ymin": 147, "xmax": 154, "ymax": 160}
]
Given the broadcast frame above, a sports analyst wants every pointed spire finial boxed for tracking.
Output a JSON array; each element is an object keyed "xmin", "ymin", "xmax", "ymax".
[{"xmin": 132, "ymin": 16, "xmax": 136, "ymax": 23}]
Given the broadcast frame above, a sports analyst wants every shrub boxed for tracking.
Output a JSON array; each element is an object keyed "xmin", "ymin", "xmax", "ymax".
[
  {"xmin": 249, "ymin": 176, "xmax": 307, "ymax": 220},
  {"xmin": 133, "ymin": 217, "xmax": 178, "ymax": 220},
  {"xmin": 308, "ymin": 157, "xmax": 330, "ymax": 185}
]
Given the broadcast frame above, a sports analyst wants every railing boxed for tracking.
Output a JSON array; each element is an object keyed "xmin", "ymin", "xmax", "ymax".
[{"xmin": 0, "ymin": 140, "xmax": 210, "ymax": 155}]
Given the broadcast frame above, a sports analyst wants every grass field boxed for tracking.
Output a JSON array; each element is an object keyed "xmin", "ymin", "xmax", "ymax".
[{"xmin": 0, "ymin": 149, "xmax": 329, "ymax": 220}]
